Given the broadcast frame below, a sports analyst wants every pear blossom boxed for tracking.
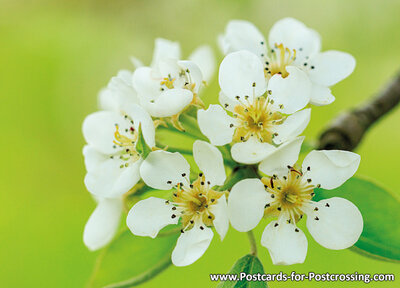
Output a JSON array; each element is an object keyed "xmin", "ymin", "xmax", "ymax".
[
  {"xmin": 98, "ymin": 70, "xmax": 140, "ymax": 112},
  {"xmin": 198, "ymin": 50, "xmax": 311, "ymax": 164},
  {"xmin": 83, "ymin": 196, "xmax": 123, "ymax": 250},
  {"xmin": 132, "ymin": 38, "xmax": 215, "ymax": 118},
  {"xmin": 219, "ymin": 18, "xmax": 356, "ymax": 106},
  {"xmin": 228, "ymin": 138, "xmax": 363, "ymax": 265},
  {"xmin": 126, "ymin": 140, "xmax": 229, "ymax": 266},
  {"xmin": 82, "ymin": 103, "xmax": 155, "ymax": 198}
]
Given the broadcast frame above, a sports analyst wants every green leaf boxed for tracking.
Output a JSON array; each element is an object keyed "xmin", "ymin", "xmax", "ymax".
[
  {"xmin": 217, "ymin": 254, "xmax": 268, "ymax": 288},
  {"xmin": 88, "ymin": 229, "xmax": 179, "ymax": 288},
  {"xmin": 313, "ymin": 176, "xmax": 400, "ymax": 262},
  {"xmin": 135, "ymin": 124, "xmax": 152, "ymax": 159}
]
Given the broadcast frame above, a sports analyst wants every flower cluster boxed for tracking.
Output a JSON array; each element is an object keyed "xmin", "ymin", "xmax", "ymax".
[{"xmin": 82, "ymin": 18, "xmax": 363, "ymax": 267}]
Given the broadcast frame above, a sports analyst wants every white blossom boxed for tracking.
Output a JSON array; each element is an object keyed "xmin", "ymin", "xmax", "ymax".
[
  {"xmin": 126, "ymin": 141, "xmax": 229, "ymax": 266},
  {"xmin": 198, "ymin": 50, "xmax": 311, "ymax": 164},
  {"xmin": 219, "ymin": 18, "xmax": 356, "ymax": 106},
  {"xmin": 228, "ymin": 140, "xmax": 363, "ymax": 265}
]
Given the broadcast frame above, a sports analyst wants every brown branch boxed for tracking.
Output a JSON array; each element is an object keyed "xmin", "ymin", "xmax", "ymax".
[{"xmin": 318, "ymin": 71, "xmax": 400, "ymax": 151}]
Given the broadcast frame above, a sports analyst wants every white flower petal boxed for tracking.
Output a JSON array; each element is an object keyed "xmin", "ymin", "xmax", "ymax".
[
  {"xmin": 83, "ymin": 197, "xmax": 123, "ymax": 251},
  {"xmin": 269, "ymin": 17, "xmax": 321, "ymax": 63},
  {"xmin": 261, "ymin": 221, "xmax": 308, "ymax": 265},
  {"xmin": 193, "ymin": 140, "xmax": 226, "ymax": 186},
  {"xmin": 268, "ymin": 66, "xmax": 311, "ymax": 114},
  {"xmin": 151, "ymin": 38, "xmax": 181, "ymax": 68},
  {"xmin": 124, "ymin": 103, "xmax": 155, "ymax": 147},
  {"xmin": 228, "ymin": 179, "xmax": 268, "ymax": 232},
  {"xmin": 171, "ymin": 224, "xmax": 213, "ymax": 267},
  {"xmin": 272, "ymin": 108, "xmax": 311, "ymax": 145},
  {"xmin": 306, "ymin": 197, "xmax": 363, "ymax": 250},
  {"xmin": 140, "ymin": 150, "xmax": 190, "ymax": 190},
  {"xmin": 209, "ymin": 194, "xmax": 229, "ymax": 240},
  {"xmin": 221, "ymin": 20, "xmax": 266, "ymax": 56},
  {"xmin": 127, "ymin": 197, "xmax": 179, "ymax": 238},
  {"xmin": 189, "ymin": 45, "xmax": 216, "ymax": 82},
  {"xmin": 82, "ymin": 145, "xmax": 108, "ymax": 173},
  {"xmin": 130, "ymin": 56, "xmax": 144, "ymax": 69},
  {"xmin": 197, "ymin": 105, "xmax": 235, "ymax": 146},
  {"xmin": 309, "ymin": 84, "xmax": 335, "ymax": 106},
  {"xmin": 302, "ymin": 150, "xmax": 361, "ymax": 189},
  {"xmin": 231, "ymin": 138, "xmax": 276, "ymax": 164},
  {"xmin": 82, "ymin": 111, "xmax": 127, "ymax": 155},
  {"xmin": 85, "ymin": 158, "xmax": 142, "ymax": 197},
  {"xmin": 132, "ymin": 67, "xmax": 162, "ymax": 100},
  {"xmin": 178, "ymin": 60, "xmax": 203, "ymax": 93},
  {"xmin": 98, "ymin": 88, "xmax": 117, "ymax": 111},
  {"xmin": 259, "ymin": 136, "xmax": 304, "ymax": 177},
  {"xmin": 307, "ymin": 51, "xmax": 356, "ymax": 87},
  {"xmin": 218, "ymin": 91, "xmax": 239, "ymax": 112},
  {"xmin": 98, "ymin": 70, "xmax": 139, "ymax": 111},
  {"xmin": 219, "ymin": 50, "xmax": 267, "ymax": 101},
  {"xmin": 142, "ymin": 88, "xmax": 193, "ymax": 118}
]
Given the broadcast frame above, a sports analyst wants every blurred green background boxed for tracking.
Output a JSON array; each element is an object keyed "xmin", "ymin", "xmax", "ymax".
[{"xmin": 1, "ymin": 0, "xmax": 399, "ymax": 287}]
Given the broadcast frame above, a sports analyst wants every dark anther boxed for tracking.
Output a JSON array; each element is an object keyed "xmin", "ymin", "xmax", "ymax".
[
  {"xmin": 264, "ymin": 203, "xmax": 270, "ymax": 208},
  {"xmin": 211, "ymin": 199, "xmax": 215, "ymax": 202},
  {"xmin": 235, "ymin": 96, "xmax": 240, "ymax": 100},
  {"xmin": 314, "ymin": 207, "xmax": 319, "ymax": 211},
  {"xmin": 277, "ymin": 207, "xmax": 282, "ymax": 211},
  {"xmin": 208, "ymin": 215, "xmax": 212, "ymax": 219},
  {"xmin": 190, "ymin": 184, "xmax": 193, "ymax": 188},
  {"xmin": 229, "ymin": 123, "xmax": 234, "ymax": 128},
  {"xmin": 314, "ymin": 216, "xmax": 319, "ymax": 220},
  {"xmin": 325, "ymin": 203, "xmax": 330, "ymax": 207},
  {"xmin": 271, "ymin": 194, "xmax": 275, "ymax": 198},
  {"xmin": 252, "ymin": 82, "xmax": 256, "ymax": 87},
  {"xmin": 311, "ymin": 66, "xmax": 315, "ymax": 69},
  {"xmin": 307, "ymin": 166, "xmax": 311, "ymax": 171},
  {"xmin": 260, "ymin": 41, "xmax": 264, "ymax": 45},
  {"xmin": 172, "ymin": 206, "xmax": 177, "ymax": 210},
  {"xmin": 310, "ymin": 192, "xmax": 315, "ymax": 196},
  {"xmin": 274, "ymin": 223, "xmax": 279, "ymax": 227},
  {"xmin": 180, "ymin": 229, "xmax": 184, "ymax": 233},
  {"xmin": 173, "ymin": 193, "xmax": 177, "ymax": 197},
  {"xmin": 201, "ymin": 181, "xmax": 205, "ymax": 185},
  {"xmin": 207, "ymin": 181, "xmax": 211, "ymax": 185},
  {"xmin": 307, "ymin": 179, "xmax": 312, "ymax": 183},
  {"xmin": 283, "ymin": 176, "xmax": 287, "ymax": 180},
  {"xmin": 199, "ymin": 173, "xmax": 203, "ymax": 177},
  {"xmin": 224, "ymin": 103, "xmax": 229, "ymax": 108},
  {"xmin": 190, "ymin": 220, "xmax": 194, "ymax": 224},
  {"xmin": 165, "ymin": 200, "xmax": 170, "ymax": 204},
  {"xmin": 171, "ymin": 214, "xmax": 176, "ymax": 219},
  {"xmin": 200, "ymin": 226, "xmax": 204, "ymax": 230},
  {"xmin": 182, "ymin": 173, "xmax": 186, "ymax": 177},
  {"xmin": 167, "ymin": 180, "xmax": 172, "ymax": 184},
  {"xmin": 295, "ymin": 228, "xmax": 299, "ymax": 232}
]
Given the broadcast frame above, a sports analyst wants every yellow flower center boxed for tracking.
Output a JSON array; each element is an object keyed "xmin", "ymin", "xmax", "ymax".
[
  {"xmin": 264, "ymin": 43, "xmax": 296, "ymax": 79},
  {"xmin": 261, "ymin": 167, "xmax": 315, "ymax": 223},
  {"xmin": 232, "ymin": 96, "xmax": 284, "ymax": 143},
  {"xmin": 171, "ymin": 174, "xmax": 225, "ymax": 229},
  {"xmin": 112, "ymin": 119, "xmax": 141, "ymax": 168}
]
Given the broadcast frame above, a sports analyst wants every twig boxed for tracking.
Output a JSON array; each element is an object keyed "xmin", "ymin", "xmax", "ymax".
[
  {"xmin": 318, "ymin": 71, "xmax": 400, "ymax": 151},
  {"xmin": 103, "ymin": 255, "xmax": 172, "ymax": 288}
]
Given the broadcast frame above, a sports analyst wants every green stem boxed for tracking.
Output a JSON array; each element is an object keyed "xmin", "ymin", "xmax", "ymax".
[
  {"xmin": 103, "ymin": 255, "xmax": 172, "ymax": 288},
  {"xmin": 247, "ymin": 231, "xmax": 258, "ymax": 256},
  {"xmin": 157, "ymin": 227, "xmax": 181, "ymax": 237}
]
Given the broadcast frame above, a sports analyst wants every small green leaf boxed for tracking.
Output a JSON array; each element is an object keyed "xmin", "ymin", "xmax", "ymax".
[
  {"xmin": 217, "ymin": 254, "xmax": 268, "ymax": 288},
  {"xmin": 88, "ymin": 229, "xmax": 179, "ymax": 288},
  {"xmin": 135, "ymin": 124, "xmax": 152, "ymax": 159},
  {"xmin": 313, "ymin": 176, "xmax": 400, "ymax": 262}
]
